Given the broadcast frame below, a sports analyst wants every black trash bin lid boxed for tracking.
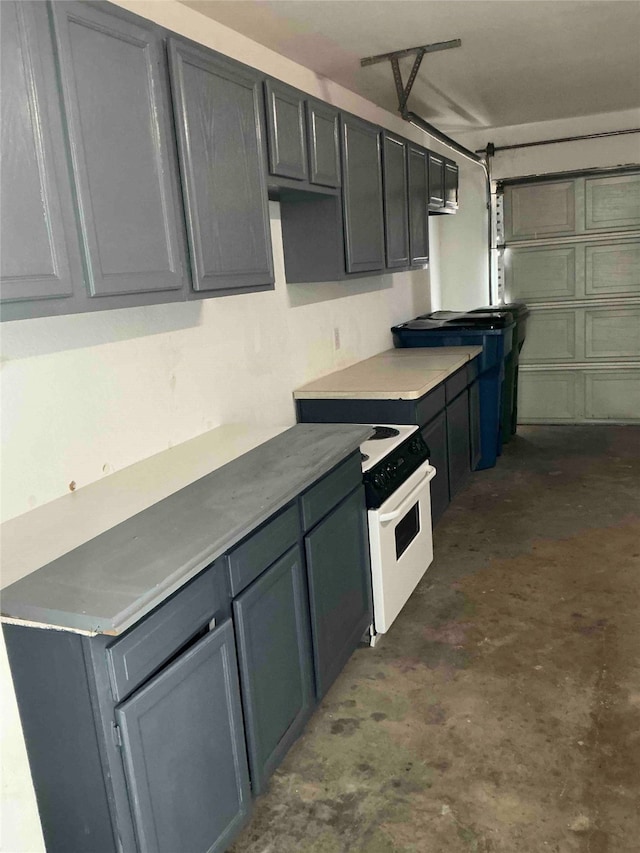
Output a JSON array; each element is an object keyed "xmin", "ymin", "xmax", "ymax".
[
  {"xmin": 393, "ymin": 311, "xmax": 514, "ymax": 332},
  {"xmin": 470, "ymin": 303, "xmax": 530, "ymax": 321}
]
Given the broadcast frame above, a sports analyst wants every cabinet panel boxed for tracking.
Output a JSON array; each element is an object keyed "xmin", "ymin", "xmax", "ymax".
[
  {"xmin": 407, "ymin": 145, "xmax": 429, "ymax": 265},
  {"xmin": 505, "ymin": 245, "xmax": 579, "ymax": 302},
  {"xmin": 446, "ymin": 390, "xmax": 471, "ymax": 499},
  {"xmin": 51, "ymin": 2, "xmax": 186, "ymax": 297},
  {"xmin": 469, "ymin": 379, "xmax": 482, "ymax": 471},
  {"xmin": 301, "ymin": 452, "xmax": 363, "ymax": 531},
  {"xmin": 168, "ymin": 39, "xmax": 274, "ymax": 293},
  {"xmin": 0, "ymin": 1, "xmax": 82, "ymax": 308},
  {"xmin": 306, "ymin": 100, "xmax": 341, "ymax": 188},
  {"xmin": 116, "ymin": 620, "xmax": 250, "ymax": 853},
  {"xmin": 428, "ymin": 151, "xmax": 444, "ymax": 209},
  {"xmin": 444, "ymin": 160, "xmax": 459, "ymax": 211},
  {"xmin": 585, "ymin": 174, "xmax": 640, "ymax": 231},
  {"xmin": 264, "ymin": 80, "xmax": 307, "ymax": 181},
  {"xmin": 228, "ymin": 504, "xmax": 299, "ymax": 596},
  {"xmin": 585, "ymin": 240, "xmax": 640, "ymax": 297},
  {"xmin": 382, "ymin": 133, "xmax": 410, "ymax": 268},
  {"xmin": 505, "ymin": 181, "xmax": 577, "ymax": 240},
  {"xmin": 341, "ymin": 115, "xmax": 385, "ymax": 273},
  {"xmin": 305, "ymin": 487, "xmax": 372, "ymax": 698},
  {"xmin": 233, "ymin": 546, "xmax": 314, "ymax": 794},
  {"xmin": 420, "ymin": 411, "xmax": 449, "ymax": 525}
]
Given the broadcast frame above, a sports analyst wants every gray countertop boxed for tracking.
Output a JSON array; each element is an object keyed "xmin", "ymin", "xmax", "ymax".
[{"xmin": 1, "ymin": 423, "xmax": 371, "ymax": 636}]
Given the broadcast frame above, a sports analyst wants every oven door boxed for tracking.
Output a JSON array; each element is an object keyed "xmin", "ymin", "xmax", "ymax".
[{"xmin": 367, "ymin": 460, "xmax": 436, "ymax": 633}]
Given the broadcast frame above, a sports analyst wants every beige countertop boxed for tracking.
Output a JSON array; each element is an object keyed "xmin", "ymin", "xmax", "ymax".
[
  {"xmin": 293, "ymin": 346, "xmax": 483, "ymax": 401},
  {"xmin": 0, "ymin": 423, "xmax": 288, "ymax": 592}
]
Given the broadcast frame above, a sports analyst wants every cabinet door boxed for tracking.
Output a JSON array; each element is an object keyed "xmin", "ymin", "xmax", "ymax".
[
  {"xmin": 306, "ymin": 100, "xmax": 341, "ymax": 188},
  {"xmin": 341, "ymin": 116, "xmax": 385, "ymax": 273},
  {"xmin": 50, "ymin": 2, "xmax": 187, "ymax": 298},
  {"xmin": 264, "ymin": 80, "xmax": 308, "ymax": 181},
  {"xmin": 428, "ymin": 151, "xmax": 445, "ymax": 210},
  {"xmin": 446, "ymin": 390, "xmax": 472, "ymax": 499},
  {"xmin": 420, "ymin": 411, "xmax": 449, "ymax": 525},
  {"xmin": 469, "ymin": 380, "xmax": 482, "ymax": 470},
  {"xmin": 116, "ymin": 620, "xmax": 250, "ymax": 853},
  {"xmin": 168, "ymin": 39, "xmax": 274, "ymax": 293},
  {"xmin": 407, "ymin": 144, "xmax": 430, "ymax": 264},
  {"xmin": 444, "ymin": 160, "xmax": 459, "ymax": 211},
  {"xmin": 233, "ymin": 546, "xmax": 314, "ymax": 794},
  {"xmin": 305, "ymin": 487, "xmax": 372, "ymax": 699},
  {"xmin": 382, "ymin": 133, "xmax": 410, "ymax": 269},
  {"xmin": 0, "ymin": 1, "xmax": 83, "ymax": 313}
]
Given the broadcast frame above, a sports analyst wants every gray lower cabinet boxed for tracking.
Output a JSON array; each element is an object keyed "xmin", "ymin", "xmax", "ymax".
[
  {"xmin": 50, "ymin": 1, "xmax": 188, "ymax": 300},
  {"xmin": 304, "ymin": 486, "xmax": 372, "ymax": 698},
  {"xmin": 420, "ymin": 411, "xmax": 449, "ymax": 524},
  {"xmin": 0, "ymin": 1, "xmax": 84, "ymax": 315},
  {"xmin": 168, "ymin": 38, "xmax": 274, "ymax": 294},
  {"xmin": 446, "ymin": 390, "xmax": 471, "ymax": 498},
  {"xmin": 469, "ymin": 379, "xmax": 482, "ymax": 470},
  {"xmin": 341, "ymin": 115, "xmax": 385, "ymax": 273},
  {"xmin": 233, "ymin": 545, "xmax": 314, "ymax": 794},
  {"xmin": 117, "ymin": 620, "xmax": 251, "ymax": 853},
  {"xmin": 382, "ymin": 132, "xmax": 410, "ymax": 269},
  {"xmin": 407, "ymin": 144, "xmax": 430, "ymax": 264}
]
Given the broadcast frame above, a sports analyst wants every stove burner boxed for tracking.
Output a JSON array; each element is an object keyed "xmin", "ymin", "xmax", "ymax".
[
  {"xmin": 369, "ymin": 426, "xmax": 400, "ymax": 441},
  {"xmin": 360, "ymin": 452, "xmax": 369, "ymax": 463}
]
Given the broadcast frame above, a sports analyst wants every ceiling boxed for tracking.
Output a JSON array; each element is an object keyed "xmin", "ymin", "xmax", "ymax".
[{"xmin": 181, "ymin": 0, "xmax": 640, "ymax": 134}]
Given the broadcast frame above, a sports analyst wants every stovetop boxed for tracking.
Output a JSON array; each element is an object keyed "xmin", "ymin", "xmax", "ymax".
[{"xmin": 360, "ymin": 424, "xmax": 431, "ymax": 508}]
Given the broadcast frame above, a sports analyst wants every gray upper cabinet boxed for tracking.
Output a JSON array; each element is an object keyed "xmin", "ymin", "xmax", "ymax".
[
  {"xmin": 50, "ymin": 2, "xmax": 187, "ymax": 299},
  {"xmin": 428, "ymin": 151, "xmax": 445, "ymax": 210},
  {"xmin": 407, "ymin": 144, "xmax": 430, "ymax": 265},
  {"xmin": 168, "ymin": 39, "xmax": 274, "ymax": 294},
  {"xmin": 116, "ymin": 619, "xmax": 251, "ymax": 853},
  {"xmin": 444, "ymin": 159, "xmax": 459, "ymax": 211},
  {"xmin": 341, "ymin": 115, "xmax": 385, "ymax": 273},
  {"xmin": 264, "ymin": 80, "xmax": 308, "ymax": 181},
  {"xmin": 0, "ymin": 1, "xmax": 84, "ymax": 318},
  {"xmin": 382, "ymin": 132, "xmax": 410, "ymax": 269},
  {"xmin": 306, "ymin": 100, "xmax": 341, "ymax": 188}
]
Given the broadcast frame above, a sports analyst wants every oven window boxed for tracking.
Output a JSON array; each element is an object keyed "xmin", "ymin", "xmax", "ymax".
[{"xmin": 395, "ymin": 502, "xmax": 420, "ymax": 559}]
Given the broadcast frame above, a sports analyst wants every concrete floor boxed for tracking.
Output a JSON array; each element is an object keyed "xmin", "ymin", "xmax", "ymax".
[{"xmin": 230, "ymin": 425, "xmax": 640, "ymax": 853}]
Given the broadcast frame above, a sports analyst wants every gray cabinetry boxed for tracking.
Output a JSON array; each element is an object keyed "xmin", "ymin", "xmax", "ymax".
[
  {"xmin": 306, "ymin": 100, "xmax": 341, "ymax": 188},
  {"xmin": 264, "ymin": 79, "xmax": 308, "ymax": 181},
  {"xmin": 341, "ymin": 115, "xmax": 385, "ymax": 273},
  {"xmin": 407, "ymin": 144, "xmax": 430, "ymax": 264},
  {"xmin": 444, "ymin": 160, "xmax": 459, "ymax": 212},
  {"xmin": 446, "ymin": 389, "xmax": 471, "ymax": 498},
  {"xmin": 168, "ymin": 38, "xmax": 274, "ymax": 294},
  {"xmin": 50, "ymin": 1, "xmax": 187, "ymax": 300},
  {"xmin": 428, "ymin": 151, "xmax": 445, "ymax": 210},
  {"xmin": 382, "ymin": 132, "xmax": 410, "ymax": 269},
  {"xmin": 304, "ymin": 485, "xmax": 372, "ymax": 698},
  {"xmin": 233, "ymin": 545, "xmax": 314, "ymax": 794},
  {"xmin": 469, "ymin": 379, "xmax": 482, "ymax": 471},
  {"xmin": 420, "ymin": 411, "xmax": 449, "ymax": 525},
  {"xmin": 117, "ymin": 620, "xmax": 251, "ymax": 853},
  {"xmin": 0, "ymin": 1, "xmax": 84, "ymax": 319}
]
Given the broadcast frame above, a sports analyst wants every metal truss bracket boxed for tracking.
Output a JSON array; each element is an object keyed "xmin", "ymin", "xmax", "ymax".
[{"xmin": 361, "ymin": 39, "xmax": 461, "ymax": 114}]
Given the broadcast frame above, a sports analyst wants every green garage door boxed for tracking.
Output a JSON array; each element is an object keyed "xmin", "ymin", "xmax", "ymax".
[{"xmin": 499, "ymin": 169, "xmax": 640, "ymax": 424}]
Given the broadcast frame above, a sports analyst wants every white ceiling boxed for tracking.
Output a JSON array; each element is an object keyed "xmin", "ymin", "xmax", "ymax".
[{"xmin": 182, "ymin": 0, "xmax": 640, "ymax": 133}]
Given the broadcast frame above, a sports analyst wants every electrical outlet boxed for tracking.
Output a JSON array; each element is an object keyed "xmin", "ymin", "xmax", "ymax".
[{"xmin": 333, "ymin": 327, "xmax": 341, "ymax": 350}]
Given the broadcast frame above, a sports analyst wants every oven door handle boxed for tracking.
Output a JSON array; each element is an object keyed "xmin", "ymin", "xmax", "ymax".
[{"xmin": 378, "ymin": 465, "xmax": 437, "ymax": 523}]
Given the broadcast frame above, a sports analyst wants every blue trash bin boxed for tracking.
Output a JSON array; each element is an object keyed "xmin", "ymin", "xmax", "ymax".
[{"xmin": 391, "ymin": 312, "xmax": 515, "ymax": 470}]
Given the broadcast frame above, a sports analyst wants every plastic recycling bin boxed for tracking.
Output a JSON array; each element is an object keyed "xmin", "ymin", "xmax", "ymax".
[
  {"xmin": 391, "ymin": 312, "xmax": 515, "ymax": 470},
  {"xmin": 470, "ymin": 302, "xmax": 529, "ymax": 442}
]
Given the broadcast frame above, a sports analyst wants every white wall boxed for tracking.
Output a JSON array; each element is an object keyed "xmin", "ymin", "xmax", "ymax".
[{"xmin": 0, "ymin": 2, "xmax": 488, "ymax": 849}]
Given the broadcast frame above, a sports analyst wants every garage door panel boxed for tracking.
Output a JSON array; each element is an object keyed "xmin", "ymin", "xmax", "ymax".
[
  {"xmin": 585, "ymin": 308, "xmax": 640, "ymax": 360},
  {"xmin": 505, "ymin": 181, "xmax": 578, "ymax": 240},
  {"xmin": 585, "ymin": 174, "xmax": 640, "ymax": 232},
  {"xmin": 585, "ymin": 371, "xmax": 640, "ymax": 421},
  {"xmin": 518, "ymin": 372, "xmax": 581, "ymax": 422},
  {"xmin": 505, "ymin": 245, "xmax": 579, "ymax": 302},
  {"xmin": 585, "ymin": 241, "xmax": 640, "ymax": 297},
  {"xmin": 521, "ymin": 311, "xmax": 578, "ymax": 363}
]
